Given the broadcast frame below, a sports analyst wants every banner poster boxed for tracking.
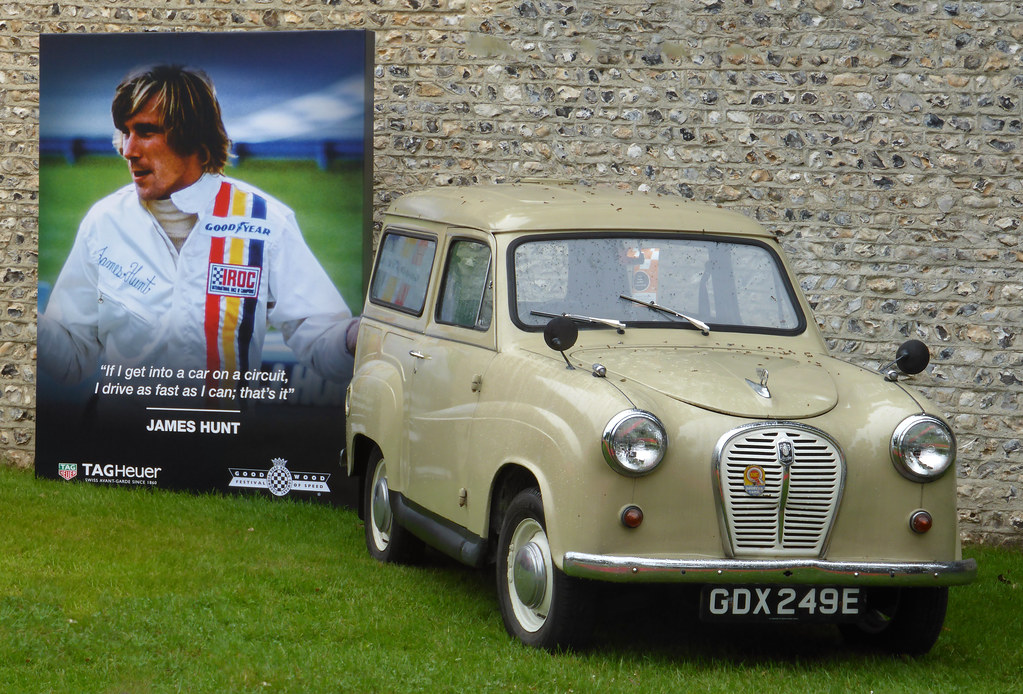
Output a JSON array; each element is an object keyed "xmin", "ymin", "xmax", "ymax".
[{"xmin": 36, "ymin": 31, "xmax": 373, "ymax": 504}]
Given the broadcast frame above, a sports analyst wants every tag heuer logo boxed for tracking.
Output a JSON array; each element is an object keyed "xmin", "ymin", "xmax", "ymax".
[{"xmin": 58, "ymin": 463, "xmax": 78, "ymax": 481}]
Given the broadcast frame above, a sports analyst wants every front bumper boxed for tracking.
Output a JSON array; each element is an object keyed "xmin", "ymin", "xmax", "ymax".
[{"xmin": 563, "ymin": 553, "xmax": 978, "ymax": 587}]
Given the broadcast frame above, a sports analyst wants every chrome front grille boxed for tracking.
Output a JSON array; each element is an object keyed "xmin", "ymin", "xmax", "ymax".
[{"xmin": 714, "ymin": 423, "xmax": 845, "ymax": 557}]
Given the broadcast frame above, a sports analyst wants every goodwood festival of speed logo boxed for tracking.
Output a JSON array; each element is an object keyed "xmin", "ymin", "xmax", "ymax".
[{"xmin": 228, "ymin": 457, "xmax": 330, "ymax": 497}]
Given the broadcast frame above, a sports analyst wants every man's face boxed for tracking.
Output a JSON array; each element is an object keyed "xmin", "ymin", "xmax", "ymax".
[{"xmin": 120, "ymin": 96, "xmax": 203, "ymax": 201}]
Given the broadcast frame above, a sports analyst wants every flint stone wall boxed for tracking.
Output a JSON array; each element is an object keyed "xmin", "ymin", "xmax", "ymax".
[{"xmin": 0, "ymin": 0, "xmax": 1020, "ymax": 546}]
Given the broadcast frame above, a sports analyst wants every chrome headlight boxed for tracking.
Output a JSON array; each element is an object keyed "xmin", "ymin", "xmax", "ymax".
[
  {"xmin": 890, "ymin": 415, "xmax": 956, "ymax": 481},
  {"xmin": 601, "ymin": 410, "xmax": 667, "ymax": 476}
]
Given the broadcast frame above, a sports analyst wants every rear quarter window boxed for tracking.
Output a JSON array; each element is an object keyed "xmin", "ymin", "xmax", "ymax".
[{"xmin": 369, "ymin": 231, "xmax": 438, "ymax": 316}]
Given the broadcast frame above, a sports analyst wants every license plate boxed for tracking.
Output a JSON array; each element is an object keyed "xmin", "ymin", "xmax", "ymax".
[{"xmin": 699, "ymin": 585, "xmax": 862, "ymax": 622}]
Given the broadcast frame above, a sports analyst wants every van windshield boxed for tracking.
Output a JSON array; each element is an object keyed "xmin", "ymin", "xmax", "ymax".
[{"xmin": 511, "ymin": 234, "xmax": 804, "ymax": 335}]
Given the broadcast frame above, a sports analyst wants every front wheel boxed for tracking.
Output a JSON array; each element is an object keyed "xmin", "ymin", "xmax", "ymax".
[
  {"xmin": 363, "ymin": 449, "xmax": 422, "ymax": 564},
  {"xmin": 839, "ymin": 587, "xmax": 948, "ymax": 656},
  {"xmin": 496, "ymin": 488, "xmax": 591, "ymax": 650}
]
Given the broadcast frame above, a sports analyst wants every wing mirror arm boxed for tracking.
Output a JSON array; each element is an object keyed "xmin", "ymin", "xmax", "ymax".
[{"xmin": 882, "ymin": 339, "xmax": 930, "ymax": 382}]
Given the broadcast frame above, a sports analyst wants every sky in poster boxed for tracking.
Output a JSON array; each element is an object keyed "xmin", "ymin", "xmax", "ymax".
[{"xmin": 40, "ymin": 31, "xmax": 368, "ymax": 144}]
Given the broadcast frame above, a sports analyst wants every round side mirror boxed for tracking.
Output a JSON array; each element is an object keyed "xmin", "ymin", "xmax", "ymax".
[
  {"xmin": 543, "ymin": 317, "xmax": 578, "ymax": 353},
  {"xmin": 895, "ymin": 339, "xmax": 930, "ymax": 375}
]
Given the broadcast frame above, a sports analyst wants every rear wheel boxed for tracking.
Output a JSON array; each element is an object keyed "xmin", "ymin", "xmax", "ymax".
[
  {"xmin": 496, "ymin": 488, "xmax": 591, "ymax": 650},
  {"xmin": 840, "ymin": 587, "xmax": 948, "ymax": 656},
  {"xmin": 363, "ymin": 449, "xmax": 422, "ymax": 563}
]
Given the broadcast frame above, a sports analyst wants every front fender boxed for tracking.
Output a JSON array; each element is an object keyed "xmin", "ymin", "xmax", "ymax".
[{"xmin": 467, "ymin": 351, "xmax": 638, "ymax": 562}]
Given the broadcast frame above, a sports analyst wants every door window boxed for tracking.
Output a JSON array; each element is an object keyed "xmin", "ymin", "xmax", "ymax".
[{"xmin": 436, "ymin": 240, "xmax": 493, "ymax": 331}]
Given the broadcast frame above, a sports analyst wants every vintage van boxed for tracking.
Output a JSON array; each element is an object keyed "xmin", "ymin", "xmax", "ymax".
[{"xmin": 344, "ymin": 183, "xmax": 975, "ymax": 653}]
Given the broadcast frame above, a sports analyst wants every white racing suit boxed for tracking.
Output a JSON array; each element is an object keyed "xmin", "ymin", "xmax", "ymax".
[{"xmin": 40, "ymin": 173, "xmax": 355, "ymax": 385}]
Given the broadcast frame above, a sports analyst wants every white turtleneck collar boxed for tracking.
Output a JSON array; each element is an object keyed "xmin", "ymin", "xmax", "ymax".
[{"xmin": 144, "ymin": 194, "xmax": 199, "ymax": 252}]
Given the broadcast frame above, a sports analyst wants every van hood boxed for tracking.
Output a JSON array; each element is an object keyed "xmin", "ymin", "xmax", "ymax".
[{"xmin": 569, "ymin": 345, "xmax": 839, "ymax": 419}]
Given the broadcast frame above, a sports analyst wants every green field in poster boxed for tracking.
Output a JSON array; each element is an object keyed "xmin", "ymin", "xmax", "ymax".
[{"xmin": 39, "ymin": 156, "xmax": 365, "ymax": 309}]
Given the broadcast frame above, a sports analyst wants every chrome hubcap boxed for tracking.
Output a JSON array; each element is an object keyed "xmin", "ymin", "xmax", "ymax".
[
  {"xmin": 513, "ymin": 542, "xmax": 548, "ymax": 609},
  {"xmin": 506, "ymin": 516, "xmax": 553, "ymax": 633},
  {"xmin": 371, "ymin": 470, "xmax": 391, "ymax": 537}
]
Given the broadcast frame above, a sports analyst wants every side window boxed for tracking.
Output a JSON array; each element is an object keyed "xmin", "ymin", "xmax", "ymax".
[
  {"xmin": 437, "ymin": 240, "xmax": 493, "ymax": 331},
  {"xmin": 369, "ymin": 231, "xmax": 437, "ymax": 316}
]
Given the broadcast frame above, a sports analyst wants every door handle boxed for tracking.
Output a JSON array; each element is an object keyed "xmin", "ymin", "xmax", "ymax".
[{"xmin": 409, "ymin": 350, "xmax": 430, "ymax": 360}]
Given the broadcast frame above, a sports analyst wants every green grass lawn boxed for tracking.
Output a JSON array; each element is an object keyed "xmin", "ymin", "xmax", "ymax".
[
  {"xmin": 38, "ymin": 156, "xmax": 367, "ymax": 309},
  {"xmin": 1, "ymin": 466, "xmax": 1020, "ymax": 693}
]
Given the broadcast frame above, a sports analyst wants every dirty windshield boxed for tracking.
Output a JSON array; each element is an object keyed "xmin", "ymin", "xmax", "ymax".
[{"xmin": 512, "ymin": 234, "xmax": 803, "ymax": 334}]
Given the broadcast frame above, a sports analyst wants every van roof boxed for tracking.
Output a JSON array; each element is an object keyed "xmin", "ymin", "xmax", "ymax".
[{"xmin": 385, "ymin": 183, "xmax": 773, "ymax": 237}]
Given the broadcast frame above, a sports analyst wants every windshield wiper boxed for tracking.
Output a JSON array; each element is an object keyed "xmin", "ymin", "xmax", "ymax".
[
  {"xmin": 619, "ymin": 294, "xmax": 711, "ymax": 335},
  {"xmin": 531, "ymin": 310, "xmax": 626, "ymax": 333}
]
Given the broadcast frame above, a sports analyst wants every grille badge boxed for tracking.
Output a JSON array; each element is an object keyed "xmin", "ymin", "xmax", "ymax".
[
  {"xmin": 743, "ymin": 465, "xmax": 766, "ymax": 497},
  {"xmin": 778, "ymin": 438, "xmax": 794, "ymax": 467}
]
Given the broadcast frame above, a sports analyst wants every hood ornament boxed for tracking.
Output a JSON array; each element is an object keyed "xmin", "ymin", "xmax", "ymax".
[{"xmin": 746, "ymin": 368, "xmax": 771, "ymax": 399}]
